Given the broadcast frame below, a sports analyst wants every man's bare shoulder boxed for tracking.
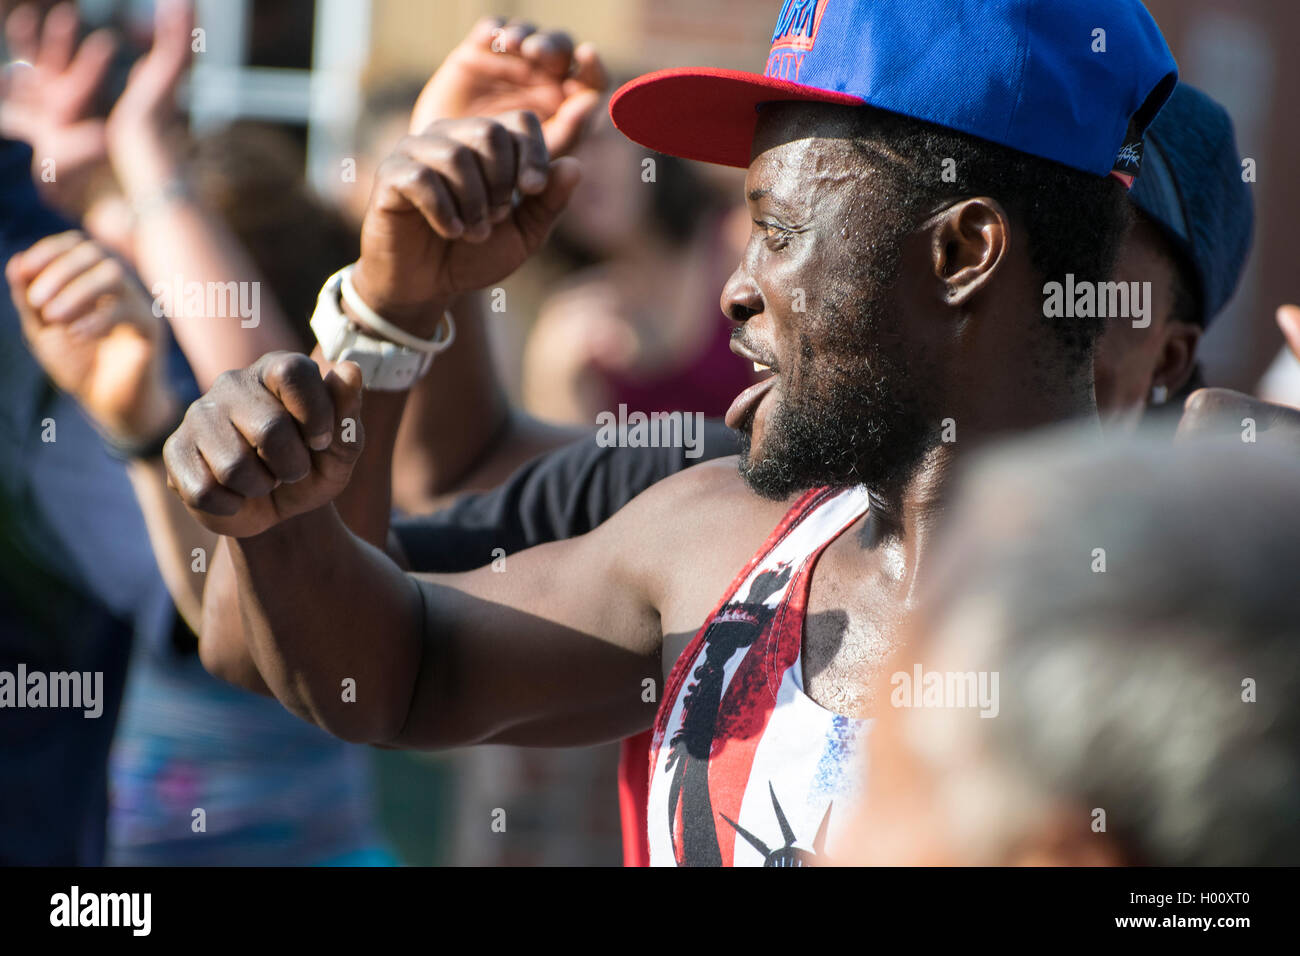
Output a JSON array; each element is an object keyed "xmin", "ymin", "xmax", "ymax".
[
  {"xmin": 598, "ymin": 455, "xmax": 792, "ymax": 615},
  {"xmin": 621, "ymin": 454, "xmax": 785, "ymax": 530}
]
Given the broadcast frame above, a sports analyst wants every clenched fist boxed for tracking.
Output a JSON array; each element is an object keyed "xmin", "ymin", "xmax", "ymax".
[
  {"xmin": 7, "ymin": 230, "xmax": 177, "ymax": 443},
  {"xmin": 350, "ymin": 112, "xmax": 582, "ymax": 336},
  {"xmin": 163, "ymin": 352, "xmax": 365, "ymax": 538}
]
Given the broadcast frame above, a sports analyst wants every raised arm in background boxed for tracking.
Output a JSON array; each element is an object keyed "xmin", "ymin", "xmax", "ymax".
[{"xmin": 6, "ymin": 230, "xmax": 213, "ymax": 631}]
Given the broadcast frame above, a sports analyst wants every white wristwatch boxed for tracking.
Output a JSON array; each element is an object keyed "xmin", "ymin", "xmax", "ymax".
[{"xmin": 310, "ymin": 265, "xmax": 456, "ymax": 391}]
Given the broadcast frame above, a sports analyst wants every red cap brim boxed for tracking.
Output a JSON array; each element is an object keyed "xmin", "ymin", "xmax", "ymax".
[{"xmin": 609, "ymin": 67, "xmax": 865, "ymax": 168}]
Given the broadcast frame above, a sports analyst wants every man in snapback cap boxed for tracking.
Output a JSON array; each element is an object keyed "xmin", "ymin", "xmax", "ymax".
[{"xmin": 172, "ymin": 0, "xmax": 1180, "ymax": 865}]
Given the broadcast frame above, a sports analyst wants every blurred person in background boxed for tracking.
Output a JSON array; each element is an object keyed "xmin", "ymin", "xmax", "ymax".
[
  {"xmin": 5, "ymin": 0, "xmax": 396, "ymax": 865},
  {"xmin": 10, "ymin": 9, "xmax": 616, "ymax": 865},
  {"xmin": 0, "ymin": 0, "xmax": 185, "ymax": 866},
  {"xmin": 843, "ymin": 429, "xmax": 1300, "ymax": 866},
  {"xmin": 10, "ymin": 228, "xmax": 396, "ymax": 866},
  {"xmin": 341, "ymin": 79, "xmax": 427, "ymax": 231},
  {"xmin": 1093, "ymin": 83, "xmax": 1254, "ymax": 433},
  {"xmin": 521, "ymin": 91, "xmax": 754, "ymax": 426},
  {"xmin": 0, "ymin": 138, "xmax": 164, "ymax": 866}
]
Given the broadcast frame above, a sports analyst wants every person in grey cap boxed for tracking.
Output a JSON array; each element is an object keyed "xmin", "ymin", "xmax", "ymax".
[{"xmin": 1095, "ymin": 82, "xmax": 1255, "ymax": 432}]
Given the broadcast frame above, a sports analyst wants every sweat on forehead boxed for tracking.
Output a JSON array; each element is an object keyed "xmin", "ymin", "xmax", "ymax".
[{"xmin": 748, "ymin": 103, "xmax": 922, "ymax": 210}]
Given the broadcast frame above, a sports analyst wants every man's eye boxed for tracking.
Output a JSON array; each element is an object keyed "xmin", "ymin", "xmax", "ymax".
[{"xmin": 757, "ymin": 221, "xmax": 793, "ymax": 249}]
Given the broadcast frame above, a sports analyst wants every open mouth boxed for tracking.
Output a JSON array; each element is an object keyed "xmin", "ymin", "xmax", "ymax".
[{"xmin": 727, "ymin": 336, "xmax": 778, "ymax": 429}]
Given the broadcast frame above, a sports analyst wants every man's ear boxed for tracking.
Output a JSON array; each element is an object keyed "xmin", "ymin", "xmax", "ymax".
[
  {"xmin": 1153, "ymin": 319, "xmax": 1203, "ymax": 396},
  {"xmin": 928, "ymin": 197, "xmax": 1010, "ymax": 308}
]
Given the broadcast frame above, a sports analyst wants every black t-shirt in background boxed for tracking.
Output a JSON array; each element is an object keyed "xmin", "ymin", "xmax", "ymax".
[{"xmin": 393, "ymin": 420, "xmax": 739, "ymax": 573}]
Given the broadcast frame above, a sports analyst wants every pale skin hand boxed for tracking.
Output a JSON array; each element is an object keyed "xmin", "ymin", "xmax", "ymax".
[
  {"xmin": 1175, "ymin": 306, "xmax": 1300, "ymax": 449},
  {"xmin": 0, "ymin": 2, "xmax": 116, "ymax": 212},
  {"xmin": 94, "ymin": 0, "xmax": 300, "ymax": 389},
  {"xmin": 6, "ymin": 230, "xmax": 176, "ymax": 442},
  {"xmin": 411, "ymin": 16, "xmax": 607, "ymax": 156},
  {"xmin": 1273, "ymin": 304, "xmax": 1300, "ymax": 366},
  {"xmin": 6, "ymin": 230, "xmax": 215, "ymax": 631},
  {"xmin": 103, "ymin": 0, "xmax": 194, "ymax": 195}
]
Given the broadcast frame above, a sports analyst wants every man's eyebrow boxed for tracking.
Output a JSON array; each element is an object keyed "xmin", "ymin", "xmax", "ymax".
[{"xmin": 747, "ymin": 187, "xmax": 771, "ymax": 202}]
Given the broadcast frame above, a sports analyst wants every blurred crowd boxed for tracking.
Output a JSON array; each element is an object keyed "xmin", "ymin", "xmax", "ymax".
[
  {"xmin": 0, "ymin": 0, "xmax": 1297, "ymax": 868},
  {"xmin": 0, "ymin": 0, "xmax": 757, "ymax": 866}
]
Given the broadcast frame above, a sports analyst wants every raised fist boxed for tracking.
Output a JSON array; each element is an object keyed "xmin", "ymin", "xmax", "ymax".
[
  {"xmin": 163, "ymin": 352, "xmax": 365, "ymax": 538},
  {"xmin": 350, "ymin": 112, "xmax": 581, "ymax": 336}
]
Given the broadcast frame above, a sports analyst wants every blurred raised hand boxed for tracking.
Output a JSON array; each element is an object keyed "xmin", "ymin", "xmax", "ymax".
[
  {"xmin": 1175, "ymin": 305, "xmax": 1300, "ymax": 451},
  {"xmin": 1273, "ymin": 304, "xmax": 1300, "ymax": 365},
  {"xmin": 6, "ymin": 230, "xmax": 178, "ymax": 444},
  {"xmin": 0, "ymin": 2, "xmax": 116, "ymax": 212},
  {"xmin": 411, "ymin": 16, "xmax": 607, "ymax": 157},
  {"xmin": 104, "ymin": 0, "xmax": 193, "ymax": 197}
]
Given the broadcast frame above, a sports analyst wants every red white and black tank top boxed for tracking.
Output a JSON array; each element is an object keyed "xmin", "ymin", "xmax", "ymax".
[{"xmin": 647, "ymin": 485, "xmax": 872, "ymax": 866}]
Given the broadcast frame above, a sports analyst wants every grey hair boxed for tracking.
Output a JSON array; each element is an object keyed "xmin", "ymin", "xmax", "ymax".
[{"xmin": 922, "ymin": 426, "xmax": 1300, "ymax": 865}]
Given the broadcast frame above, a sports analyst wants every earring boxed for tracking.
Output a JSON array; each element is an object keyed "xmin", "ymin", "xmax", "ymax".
[{"xmin": 1150, "ymin": 383, "xmax": 1169, "ymax": 405}]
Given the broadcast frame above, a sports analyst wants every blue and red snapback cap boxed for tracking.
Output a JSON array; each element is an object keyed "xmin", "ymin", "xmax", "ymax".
[{"xmin": 611, "ymin": 0, "xmax": 1178, "ymax": 185}]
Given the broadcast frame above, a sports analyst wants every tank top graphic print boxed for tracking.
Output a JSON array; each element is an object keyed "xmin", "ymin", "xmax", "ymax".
[{"xmin": 647, "ymin": 485, "xmax": 872, "ymax": 866}]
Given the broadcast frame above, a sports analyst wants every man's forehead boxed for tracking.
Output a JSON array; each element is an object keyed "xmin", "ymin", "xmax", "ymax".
[
  {"xmin": 744, "ymin": 132, "xmax": 857, "ymax": 206},
  {"xmin": 745, "ymin": 103, "xmax": 903, "ymax": 202}
]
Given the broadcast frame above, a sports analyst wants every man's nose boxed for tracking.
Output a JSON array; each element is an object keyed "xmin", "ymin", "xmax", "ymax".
[{"xmin": 721, "ymin": 267, "xmax": 762, "ymax": 323}]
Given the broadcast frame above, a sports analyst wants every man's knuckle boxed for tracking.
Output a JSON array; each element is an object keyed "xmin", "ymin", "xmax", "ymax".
[
  {"xmin": 409, "ymin": 164, "xmax": 442, "ymax": 195},
  {"xmin": 190, "ymin": 481, "xmax": 232, "ymax": 514},
  {"xmin": 250, "ymin": 410, "xmax": 297, "ymax": 451},
  {"xmin": 208, "ymin": 451, "xmax": 250, "ymax": 487},
  {"xmin": 264, "ymin": 350, "xmax": 312, "ymax": 385}
]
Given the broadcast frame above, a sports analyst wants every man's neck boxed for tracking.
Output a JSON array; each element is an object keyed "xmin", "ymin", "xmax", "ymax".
[{"xmin": 858, "ymin": 376, "xmax": 1099, "ymax": 602}]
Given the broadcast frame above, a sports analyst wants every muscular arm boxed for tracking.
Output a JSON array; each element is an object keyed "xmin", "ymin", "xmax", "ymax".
[
  {"xmin": 199, "ymin": 353, "xmax": 415, "ymax": 693},
  {"xmin": 223, "ymin": 460, "xmax": 672, "ymax": 747}
]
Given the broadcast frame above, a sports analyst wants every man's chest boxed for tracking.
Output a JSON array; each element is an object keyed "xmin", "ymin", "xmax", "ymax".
[{"xmin": 660, "ymin": 513, "xmax": 908, "ymax": 720}]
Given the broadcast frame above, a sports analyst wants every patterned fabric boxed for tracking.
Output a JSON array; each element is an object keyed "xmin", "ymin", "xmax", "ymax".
[{"xmin": 648, "ymin": 485, "xmax": 872, "ymax": 866}]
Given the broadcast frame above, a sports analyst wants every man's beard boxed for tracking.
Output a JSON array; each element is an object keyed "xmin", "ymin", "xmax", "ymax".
[{"xmin": 736, "ymin": 255, "xmax": 937, "ymax": 501}]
